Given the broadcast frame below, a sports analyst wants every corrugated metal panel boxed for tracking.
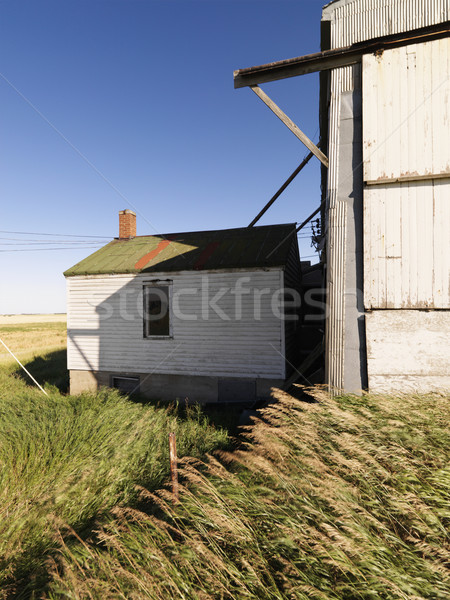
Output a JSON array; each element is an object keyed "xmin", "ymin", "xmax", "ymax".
[
  {"xmin": 325, "ymin": 65, "xmax": 360, "ymax": 392},
  {"xmin": 67, "ymin": 270, "xmax": 286, "ymax": 379},
  {"xmin": 325, "ymin": 0, "xmax": 449, "ymax": 49},
  {"xmin": 363, "ymin": 39, "xmax": 450, "ymax": 309},
  {"xmin": 363, "ymin": 39, "xmax": 450, "ymax": 182},
  {"xmin": 64, "ymin": 224, "xmax": 297, "ymax": 277},
  {"xmin": 323, "ymin": 0, "xmax": 450, "ymax": 393}
]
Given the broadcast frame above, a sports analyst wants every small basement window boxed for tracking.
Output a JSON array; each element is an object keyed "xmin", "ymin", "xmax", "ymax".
[
  {"xmin": 112, "ymin": 376, "xmax": 140, "ymax": 395},
  {"xmin": 143, "ymin": 281, "xmax": 172, "ymax": 337}
]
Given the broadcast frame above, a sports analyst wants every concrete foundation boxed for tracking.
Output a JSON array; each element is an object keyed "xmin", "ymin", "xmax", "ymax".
[{"xmin": 69, "ymin": 370, "xmax": 283, "ymax": 403}]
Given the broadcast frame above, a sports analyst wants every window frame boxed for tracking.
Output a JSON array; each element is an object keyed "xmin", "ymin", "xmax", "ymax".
[{"xmin": 142, "ymin": 279, "xmax": 173, "ymax": 339}]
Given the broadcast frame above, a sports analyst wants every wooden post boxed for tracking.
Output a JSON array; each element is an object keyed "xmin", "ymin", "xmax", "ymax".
[
  {"xmin": 168, "ymin": 432, "xmax": 179, "ymax": 502},
  {"xmin": 250, "ymin": 85, "xmax": 329, "ymax": 168}
]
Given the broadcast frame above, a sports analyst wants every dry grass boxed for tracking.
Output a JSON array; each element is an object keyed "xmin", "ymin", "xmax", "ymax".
[
  {"xmin": 0, "ymin": 321, "xmax": 229, "ymax": 598},
  {"xmin": 0, "ymin": 314, "xmax": 66, "ymax": 325},
  {"xmin": 0, "ymin": 321, "xmax": 66, "ymax": 364},
  {"xmin": 2, "ymin": 319, "xmax": 448, "ymax": 599},
  {"xmin": 47, "ymin": 387, "xmax": 450, "ymax": 600}
]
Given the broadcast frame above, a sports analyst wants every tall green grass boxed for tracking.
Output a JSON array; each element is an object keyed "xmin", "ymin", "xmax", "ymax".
[
  {"xmin": 0, "ymin": 367, "xmax": 228, "ymax": 597},
  {"xmin": 47, "ymin": 388, "xmax": 450, "ymax": 600}
]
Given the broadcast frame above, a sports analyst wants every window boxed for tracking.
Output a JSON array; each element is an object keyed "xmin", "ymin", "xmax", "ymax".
[
  {"xmin": 112, "ymin": 376, "xmax": 140, "ymax": 395},
  {"xmin": 143, "ymin": 281, "xmax": 172, "ymax": 337}
]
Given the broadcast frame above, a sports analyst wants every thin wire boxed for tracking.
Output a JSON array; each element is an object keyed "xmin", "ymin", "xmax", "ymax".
[
  {"xmin": 0, "ymin": 230, "xmax": 110, "ymax": 238},
  {"xmin": 0, "ymin": 72, "xmax": 184, "ymax": 253},
  {"xmin": 0, "ymin": 240, "xmax": 110, "ymax": 245},
  {"xmin": 0, "ymin": 246, "xmax": 104, "ymax": 253},
  {"xmin": 0, "ymin": 337, "xmax": 48, "ymax": 396}
]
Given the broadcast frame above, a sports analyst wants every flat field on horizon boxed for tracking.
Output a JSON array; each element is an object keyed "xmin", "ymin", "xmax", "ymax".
[
  {"xmin": 0, "ymin": 313, "xmax": 66, "ymax": 325},
  {"xmin": 0, "ymin": 317, "xmax": 66, "ymax": 365}
]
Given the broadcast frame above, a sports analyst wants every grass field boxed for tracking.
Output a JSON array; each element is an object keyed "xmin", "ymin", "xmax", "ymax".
[
  {"xmin": 47, "ymin": 389, "xmax": 450, "ymax": 600},
  {"xmin": 0, "ymin": 314, "xmax": 66, "ymax": 325},
  {"xmin": 0, "ymin": 319, "xmax": 66, "ymax": 365},
  {"xmin": 0, "ymin": 319, "xmax": 449, "ymax": 599},
  {"xmin": 0, "ymin": 320, "xmax": 229, "ymax": 598}
]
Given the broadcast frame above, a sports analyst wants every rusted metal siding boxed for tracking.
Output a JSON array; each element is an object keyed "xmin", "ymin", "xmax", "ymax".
[
  {"xmin": 363, "ymin": 39, "xmax": 450, "ymax": 182},
  {"xmin": 363, "ymin": 39, "xmax": 450, "ymax": 309},
  {"xmin": 323, "ymin": 0, "xmax": 450, "ymax": 48}
]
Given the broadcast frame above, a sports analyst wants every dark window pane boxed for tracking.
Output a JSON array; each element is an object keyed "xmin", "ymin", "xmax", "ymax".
[
  {"xmin": 144, "ymin": 285, "xmax": 170, "ymax": 336},
  {"xmin": 112, "ymin": 377, "xmax": 140, "ymax": 394}
]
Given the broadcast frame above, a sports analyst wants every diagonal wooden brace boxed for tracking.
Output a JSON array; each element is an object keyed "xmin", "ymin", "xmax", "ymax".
[{"xmin": 251, "ymin": 85, "xmax": 329, "ymax": 168}]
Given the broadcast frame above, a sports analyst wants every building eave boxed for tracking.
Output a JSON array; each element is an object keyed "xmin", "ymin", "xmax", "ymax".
[{"xmin": 233, "ymin": 21, "xmax": 450, "ymax": 88}]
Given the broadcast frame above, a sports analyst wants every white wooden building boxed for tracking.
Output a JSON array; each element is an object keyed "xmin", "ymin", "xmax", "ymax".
[
  {"xmin": 64, "ymin": 211, "xmax": 302, "ymax": 402},
  {"xmin": 234, "ymin": 0, "xmax": 450, "ymax": 394}
]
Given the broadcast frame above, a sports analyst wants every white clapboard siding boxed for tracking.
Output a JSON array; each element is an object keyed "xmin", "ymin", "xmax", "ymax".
[
  {"xmin": 67, "ymin": 270, "xmax": 285, "ymax": 379},
  {"xmin": 363, "ymin": 39, "xmax": 450, "ymax": 182},
  {"xmin": 366, "ymin": 310, "xmax": 450, "ymax": 393},
  {"xmin": 364, "ymin": 180, "xmax": 450, "ymax": 308}
]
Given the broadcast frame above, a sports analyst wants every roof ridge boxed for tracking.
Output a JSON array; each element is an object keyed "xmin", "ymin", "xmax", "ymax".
[{"xmin": 113, "ymin": 222, "xmax": 297, "ymax": 241}]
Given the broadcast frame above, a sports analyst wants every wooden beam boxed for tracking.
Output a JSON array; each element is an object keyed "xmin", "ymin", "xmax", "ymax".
[
  {"xmin": 234, "ymin": 21, "xmax": 450, "ymax": 88},
  {"xmin": 248, "ymin": 152, "xmax": 314, "ymax": 227},
  {"xmin": 251, "ymin": 86, "xmax": 329, "ymax": 168},
  {"xmin": 235, "ymin": 53, "xmax": 360, "ymax": 88}
]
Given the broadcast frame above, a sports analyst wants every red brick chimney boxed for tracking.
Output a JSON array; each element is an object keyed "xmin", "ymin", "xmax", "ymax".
[{"xmin": 119, "ymin": 210, "xmax": 136, "ymax": 239}]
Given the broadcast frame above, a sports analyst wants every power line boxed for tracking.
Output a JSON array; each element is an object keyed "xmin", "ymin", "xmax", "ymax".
[
  {"xmin": 0, "ymin": 229, "xmax": 111, "ymax": 239},
  {"xmin": 0, "ymin": 240, "xmax": 109, "ymax": 245},
  {"xmin": 0, "ymin": 246, "xmax": 104, "ymax": 253}
]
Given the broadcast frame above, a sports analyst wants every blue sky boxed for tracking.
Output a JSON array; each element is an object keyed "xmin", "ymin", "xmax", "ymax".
[{"xmin": 0, "ymin": 0, "xmax": 325, "ymax": 314}]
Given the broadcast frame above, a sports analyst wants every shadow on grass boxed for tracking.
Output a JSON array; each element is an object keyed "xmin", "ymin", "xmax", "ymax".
[
  {"xmin": 130, "ymin": 392, "xmax": 249, "ymax": 439},
  {"xmin": 16, "ymin": 349, "xmax": 69, "ymax": 393}
]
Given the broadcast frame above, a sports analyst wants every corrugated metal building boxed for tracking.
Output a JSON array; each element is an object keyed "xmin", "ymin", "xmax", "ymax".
[
  {"xmin": 234, "ymin": 0, "xmax": 450, "ymax": 394},
  {"xmin": 64, "ymin": 211, "xmax": 302, "ymax": 402},
  {"xmin": 323, "ymin": 0, "xmax": 449, "ymax": 393}
]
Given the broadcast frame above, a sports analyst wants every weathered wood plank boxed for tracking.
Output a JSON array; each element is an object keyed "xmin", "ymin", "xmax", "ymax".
[{"xmin": 250, "ymin": 86, "xmax": 329, "ymax": 168}]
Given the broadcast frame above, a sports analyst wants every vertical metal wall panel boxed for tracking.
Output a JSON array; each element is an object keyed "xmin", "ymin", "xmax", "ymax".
[
  {"xmin": 325, "ymin": 69, "xmax": 345, "ymax": 393},
  {"xmin": 433, "ymin": 180, "xmax": 450, "ymax": 306},
  {"xmin": 363, "ymin": 39, "xmax": 450, "ymax": 182},
  {"xmin": 366, "ymin": 310, "xmax": 450, "ymax": 393},
  {"xmin": 364, "ymin": 181, "xmax": 450, "ymax": 308},
  {"xmin": 362, "ymin": 38, "xmax": 450, "ymax": 309},
  {"xmin": 325, "ymin": 64, "xmax": 363, "ymax": 392},
  {"xmin": 323, "ymin": 0, "xmax": 450, "ymax": 392},
  {"xmin": 324, "ymin": 0, "xmax": 450, "ymax": 49}
]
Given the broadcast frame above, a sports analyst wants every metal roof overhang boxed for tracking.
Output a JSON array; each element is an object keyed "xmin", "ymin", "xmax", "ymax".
[{"xmin": 234, "ymin": 21, "xmax": 450, "ymax": 88}]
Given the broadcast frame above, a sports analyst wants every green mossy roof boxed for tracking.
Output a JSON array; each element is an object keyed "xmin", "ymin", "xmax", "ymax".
[{"xmin": 64, "ymin": 224, "xmax": 297, "ymax": 277}]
